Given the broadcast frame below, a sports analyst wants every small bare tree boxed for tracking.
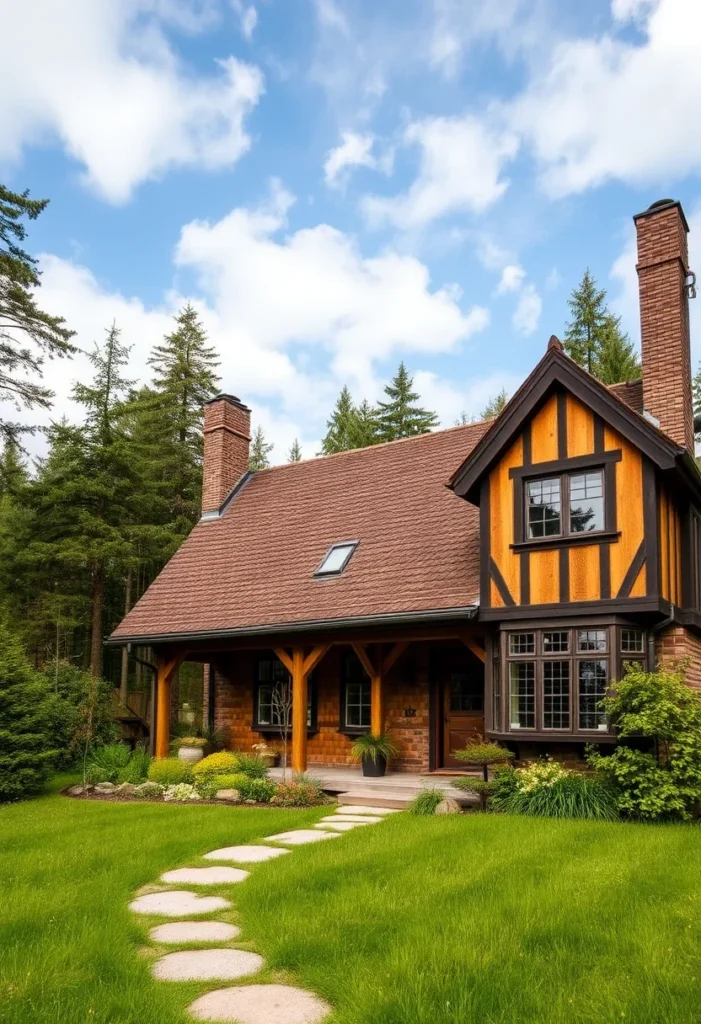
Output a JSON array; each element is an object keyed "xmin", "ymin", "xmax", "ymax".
[{"xmin": 271, "ymin": 681, "xmax": 293, "ymax": 782}]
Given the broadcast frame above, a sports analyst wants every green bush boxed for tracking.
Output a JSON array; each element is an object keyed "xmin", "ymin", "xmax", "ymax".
[
  {"xmin": 270, "ymin": 773, "xmax": 325, "ymax": 807},
  {"xmin": 85, "ymin": 743, "xmax": 131, "ymax": 784},
  {"xmin": 408, "ymin": 788, "xmax": 444, "ymax": 815},
  {"xmin": 587, "ymin": 664, "xmax": 701, "ymax": 821},
  {"xmin": 117, "ymin": 747, "xmax": 151, "ymax": 784},
  {"xmin": 234, "ymin": 753, "xmax": 269, "ymax": 779},
  {"xmin": 236, "ymin": 776, "xmax": 277, "ymax": 802},
  {"xmin": 489, "ymin": 760, "xmax": 617, "ymax": 821},
  {"xmin": 192, "ymin": 751, "xmax": 239, "ymax": 783},
  {"xmin": 147, "ymin": 757, "xmax": 193, "ymax": 786},
  {"xmin": 42, "ymin": 662, "xmax": 116, "ymax": 769},
  {"xmin": 0, "ymin": 624, "xmax": 57, "ymax": 802}
]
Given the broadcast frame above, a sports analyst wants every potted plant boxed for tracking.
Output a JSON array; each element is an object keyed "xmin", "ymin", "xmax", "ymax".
[
  {"xmin": 351, "ymin": 733, "xmax": 398, "ymax": 778},
  {"xmin": 174, "ymin": 736, "xmax": 207, "ymax": 764},
  {"xmin": 252, "ymin": 741, "xmax": 280, "ymax": 768}
]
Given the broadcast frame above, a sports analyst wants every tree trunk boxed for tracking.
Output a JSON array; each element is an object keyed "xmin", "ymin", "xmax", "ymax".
[
  {"xmin": 90, "ymin": 563, "xmax": 105, "ymax": 679},
  {"xmin": 119, "ymin": 569, "xmax": 132, "ymax": 704}
]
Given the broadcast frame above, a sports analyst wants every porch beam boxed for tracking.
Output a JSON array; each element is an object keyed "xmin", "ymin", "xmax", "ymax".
[
  {"xmin": 154, "ymin": 651, "xmax": 186, "ymax": 758},
  {"xmin": 382, "ymin": 640, "xmax": 409, "ymax": 675},
  {"xmin": 273, "ymin": 647, "xmax": 295, "ymax": 675},
  {"xmin": 291, "ymin": 647, "xmax": 308, "ymax": 773},
  {"xmin": 351, "ymin": 641, "xmax": 375, "ymax": 679},
  {"xmin": 459, "ymin": 635, "xmax": 486, "ymax": 663},
  {"xmin": 302, "ymin": 643, "xmax": 331, "ymax": 678}
]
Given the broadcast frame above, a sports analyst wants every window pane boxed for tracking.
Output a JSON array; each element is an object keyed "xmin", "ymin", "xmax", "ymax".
[
  {"xmin": 621, "ymin": 629, "xmax": 644, "ymax": 653},
  {"xmin": 569, "ymin": 470, "xmax": 605, "ymax": 533},
  {"xmin": 509, "ymin": 662, "xmax": 535, "ymax": 728},
  {"xmin": 257, "ymin": 683, "xmax": 273, "ymax": 725},
  {"xmin": 543, "ymin": 661, "xmax": 570, "ymax": 729},
  {"xmin": 527, "ymin": 477, "xmax": 561, "ymax": 538},
  {"xmin": 577, "ymin": 629, "xmax": 607, "ymax": 652},
  {"xmin": 543, "ymin": 630, "xmax": 569, "ymax": 654},
  {"xmin": 509, "ymin": 632, "xmax": 535, "ymax": 655},
  {"xmin": 450, "ymin": 671, "xmax": 483, "ymax": 712},
  {"xmin": 493, "ymin": 657, "xmax": 501, "ymax": 731},
  {"xmin": 578, "ymin": 660, "xmax": 608, "ymax": 729},
  {"xmin": 345, "ymin": 680, "xmax": 370, "ymax": 729},
  {"xmin": 316, "ymin": 543, "xmax": 356, "ymax": 575}
]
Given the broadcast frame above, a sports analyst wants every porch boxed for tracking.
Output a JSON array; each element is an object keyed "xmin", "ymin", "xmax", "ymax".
[{"xmin": 269, "ymin": 764, "xmax": 478, "ymax": 808}]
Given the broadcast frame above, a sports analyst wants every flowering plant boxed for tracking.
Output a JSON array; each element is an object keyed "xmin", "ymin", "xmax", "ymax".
[{"xmin": 516, "ymin": 759, "xmax": 570, "ymax": 793}]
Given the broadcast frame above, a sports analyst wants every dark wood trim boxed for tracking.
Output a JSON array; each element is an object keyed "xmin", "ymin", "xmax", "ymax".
[
  {"xmin": 511, "ymin": 530, "xmax": 621, "ymax": 553},
  {"xmin": 599, "ymin": 543, "xmax": 611, "ymax": 600},
  {"xmin": 489, "ymin": 557, "xmax": 516, "ymax": 607},
  {"xmin": 557, "ymin": 391, "xmax": 568, "ymax": 460},
  {"xmin": 479, "ymin": 596, "xmax": 669, "ymax": 622},
  {"xmin": 616, "ymin": 540, "xmax": 646, "ymax": 599},
  {"xmin": 479, "ymin": 477, "xmax": 491, "ymax": 608},
  {"xmin": 559, "ymin": 547, "xmax": 569, "ymax": 603},
  {"xmin": 642, "ymin": 458, "xmax": 659, "ymax": 597},
  {"xmin": 594, "ymin": 414, "xmax": 605, "ymax": 455},
  {"xmin": 509, "ymin": 449, "xmax": 622, "ymax": 480},
  {"xmin": 522, "ymin": 421, "xmax": 532, "ymax": 467},
  {"xmin": 487, "ymin": 729, "xmax": 616, "ymax": 744},
  {"xmin": 513, "ymin": 472, "xmax": 524, "ymax": 550},
  {"xmin": 604, "ymin": 460, "xmax": 617, "ymax": 534},
  {"xmin": 520, "ymin": 551, "xmax": 530, "ymax": 606}
]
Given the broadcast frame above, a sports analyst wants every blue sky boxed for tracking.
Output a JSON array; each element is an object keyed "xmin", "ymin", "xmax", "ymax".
[{"xmin": 3, "ymin": 0, "xmax": 701, "ymax": 461}]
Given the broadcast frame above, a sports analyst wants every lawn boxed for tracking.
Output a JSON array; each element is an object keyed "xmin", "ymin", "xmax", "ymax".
[{"xmin": 2, "ymin": 779, "xmax": 701, "ymax": 1024}]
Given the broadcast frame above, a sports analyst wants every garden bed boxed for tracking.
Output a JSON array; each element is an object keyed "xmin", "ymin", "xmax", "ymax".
[{"xmin": 61, "ymin": 783, "xmax": 334, "ymax": 809}]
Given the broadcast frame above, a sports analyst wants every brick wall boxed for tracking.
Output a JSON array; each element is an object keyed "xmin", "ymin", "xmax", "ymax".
[
  {"xmin": 202, "ymin": 395, "xmax": 251, "ymax": 513},
  {"xmin": 211, "ymin": 644, "xmax": 433, "ymax": 773},
  {"xmin": 634, "ymin": 200, "xmax": 693, "ymax": 452},
  {"xmin": 655, "ymin": 626, "xmax": 701, "ymax": 689}
]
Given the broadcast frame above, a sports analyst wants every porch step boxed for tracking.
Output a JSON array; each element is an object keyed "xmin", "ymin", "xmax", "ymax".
[{"xmin": 337, "ymin": 788, "xmax": 475, "ymax": 810}]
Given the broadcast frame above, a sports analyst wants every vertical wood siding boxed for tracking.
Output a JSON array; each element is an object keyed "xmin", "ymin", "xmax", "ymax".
[
  {"xmin": 605, "ymin": 426, "xmax": 645, "ymax": 598},
  {"xmin": 488, "ymin": 436, "xmax": 523, "ymax": 606},
  {"xmin": 659, "ymin": 484, "xmax": 683, "ymax": 605}
]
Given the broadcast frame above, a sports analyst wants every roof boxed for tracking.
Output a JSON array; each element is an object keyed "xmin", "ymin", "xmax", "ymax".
[{"xmin": 110, "ymin": 421, "xmax": 489, "ymax": 644}]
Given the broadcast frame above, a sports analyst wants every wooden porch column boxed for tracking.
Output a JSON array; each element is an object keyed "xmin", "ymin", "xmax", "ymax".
[
  {"xmin": 154, "ymin": 653, "xmax": 185, "ymax": 758},
  {"xmin": 353, "ymin": 641, "xmax": 409, "ymax": 737},
  {"xmin": 274, "ymin": 644, "xmax": 330, "ymax": 773}
]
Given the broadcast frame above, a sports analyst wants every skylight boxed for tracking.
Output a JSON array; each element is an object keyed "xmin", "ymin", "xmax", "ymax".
[{"xmin": 315, "ymin": 541, "xmax": 358, "ymax": 577}]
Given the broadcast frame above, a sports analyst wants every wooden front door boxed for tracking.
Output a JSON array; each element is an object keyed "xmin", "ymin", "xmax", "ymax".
[{"xmin": 441, "ymin": 664, "xmax": 484, "ymax": 769}]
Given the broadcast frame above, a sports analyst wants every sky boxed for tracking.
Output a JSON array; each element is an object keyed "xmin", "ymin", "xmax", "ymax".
[{"xmin": 3, "ymin": 0, "xmax": 701, "ymax": 462}]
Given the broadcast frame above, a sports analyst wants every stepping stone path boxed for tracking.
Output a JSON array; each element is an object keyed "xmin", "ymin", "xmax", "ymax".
[{"xmin": 129, "ymin": 797, "xmax": 395, "ymax": 1021}]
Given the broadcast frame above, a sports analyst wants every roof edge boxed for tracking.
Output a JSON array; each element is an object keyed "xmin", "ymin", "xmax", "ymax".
[{"xmin": 106, "ymin": 605, "xmax": 479, "ymax": 647}]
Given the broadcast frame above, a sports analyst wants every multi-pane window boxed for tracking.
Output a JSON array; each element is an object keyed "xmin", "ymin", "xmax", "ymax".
[
  {"xmin": 621, "ymin": 629, "xmax": 644, "ymax": 653},
  {"xmin": 543, "ymin": 661, "xmax": 570, "ymax": 729},
  {"xmin": 342, "ymin": 651, "xmax": 371, "ymax": 731},
  {"xmin": 526, "ymin": 470, "xmax": 606, "ymax": 541},
  {"xmin": 509, "ymin": 662, "xmax": 535, "ymax": 728},
  {"xmin": 577, "ymin": 629, "xmax": 607, "ymax": 653},
  {"xmin": 509, "ymin": 633, "xmax": 535, "ymax": 655},
  {"xmin": 450, "ymin": 670, "xmax": 483, "ymax": 712},
  {"xmin": 543, "ymin": 630, "xmax": 569, "ymax": 654},
  {"xmin": 578, "ymin": 660, "xmax": 608, "ymax": 730},
  {"xmin": 255, "ymin": 658, "xmax": 313, "ymax": 730}
]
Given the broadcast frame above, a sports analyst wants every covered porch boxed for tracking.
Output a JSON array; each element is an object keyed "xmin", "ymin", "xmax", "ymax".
[{"xmin": 150, "ymin": 622, "xmax": 488, "ymax": 773}]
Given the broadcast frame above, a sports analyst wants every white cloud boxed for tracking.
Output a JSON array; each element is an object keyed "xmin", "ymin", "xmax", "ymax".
[
  {"xmin": 545, "ymin": 266, "xmax": 561, "ymax": 290},
  {"xmin": 17, "ymin": 182, "xmax": 490, "ymax": 459},
  {"xmin": 231, "ymin": 0, "xmax": 257, "ymax": 39},
  {"xmin": 496, "ymin": 264, "xmax": 526, "ymax": 294},
  {"xmin": 0, "ymin": 0, "xmax": 264, "ymax": 203},
  {"xmin": 429, "ymin": 0, "xmax": 540, "ymax": 77},
  {"xmin": 323, "ymin": 132, "xmax": 393, "ymax": 187},
  {"xmin": 313, "ymin": 0, "xmax": 350, "ymax": 35},
  {"xmin": 512, "ymin": 284, "xmax": 542, "ymax": 335},
  {"xmin": 362, "ymin": 115, "xmax": 518, "ymax": 230},
  {"xmin": 511, "ymin": 0, "xmax": 701, "ymax": 195},
  {"xmin": 414, "ymin": 369, "xmax": 523, "ymax": 426}
]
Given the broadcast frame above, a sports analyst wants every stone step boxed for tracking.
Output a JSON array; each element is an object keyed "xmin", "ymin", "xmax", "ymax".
[{"xmin": 337, "ymin": 789, "xmax": 475, "ymax": 810}]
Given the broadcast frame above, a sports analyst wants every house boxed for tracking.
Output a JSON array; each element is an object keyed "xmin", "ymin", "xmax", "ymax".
[{"xmin": 109, "ymin": 198, "xmax": 701, "ymax": 774}]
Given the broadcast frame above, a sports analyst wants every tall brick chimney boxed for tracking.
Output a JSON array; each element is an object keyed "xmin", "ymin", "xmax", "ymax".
[
  {"xmin": 201, "ymin": 394, "xmax": 251, "ymax": 515},
  {"xmin": 634, "ymin": 198, "xmax": 694, "ymax": 451}
]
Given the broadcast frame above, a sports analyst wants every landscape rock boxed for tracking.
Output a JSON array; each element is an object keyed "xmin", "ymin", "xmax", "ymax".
[
  {"xmin": 215, "ymin": 789, "xmax": 242, "ymax": 803},
  {"xmin": 116, "ymin": 782, "xmax": 138, "ymax": 796},
  {"xmin": 435, "ymin": 797, "xmax": 461, "ymax": 815},
  {"xmin": 160, "ymin": 866, "xmax": 249, "ymax": 885},
  {"xmin": 244, "ymin": 798, "xmax": 256, "ymax": 804},
  {"xmin": 67, "ymin": 785, "xmax": 92, "ymax": 796},
  {"xmin": 152, "ymin": 948, "xmax": 263, "ymax": 982},
  {"xmin": 129, "ymin": 890, "xmax": 231, "ymax": 917},
  {"xmin": 134, "ymin": 781, "xmax": 164, "ymax": 798},
  {"xmin": 94, "ymin": 782, "xmax": 117, "ymax": 794},
  {"xmin": 189, "ymin": 983, "xmax": 332, "ymax": 1023},
  {"xmin": 204, "ymin": 845, "xmax": 291, "ymax": 863},
  {"xmin": 150, "ymin": 921, "xmax": 240, "ymax": 944}
]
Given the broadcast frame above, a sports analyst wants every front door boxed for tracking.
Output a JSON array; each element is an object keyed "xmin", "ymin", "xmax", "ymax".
[{"xmin": 441, "ymin": 661, "xmax": 484, "ymax": 769}]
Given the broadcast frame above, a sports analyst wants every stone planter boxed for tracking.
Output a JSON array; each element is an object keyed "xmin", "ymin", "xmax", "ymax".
[{"xmin": 178, "ymin": 746, "xmax": 204, "ymax": 765}]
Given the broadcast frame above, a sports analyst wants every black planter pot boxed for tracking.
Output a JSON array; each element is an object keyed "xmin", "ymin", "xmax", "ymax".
[{"xmin": 361, "ymin": 753, "xmax": 387, "ymax": 778}]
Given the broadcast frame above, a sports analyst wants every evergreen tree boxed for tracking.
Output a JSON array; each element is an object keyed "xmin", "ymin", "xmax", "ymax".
[
  {"xmin": 595, "ymin": 314, "xmax": 641, "ymax": 385},
  {"xmin": 693, "ymin": 362, "xmax": 701, "ymax": 447},
  {"xmin": 348, "ymin": 399, "xmax": 379, "ymax": 449},
  {"xmin": 287, "ymin": 438, "xmax": 303, "ymax": 462},
  {"xmin": 564, "ymin": 269, "xmax": 608, "ymax": 374},
  {"xmin": 321, "ymin": 386, "xmax": 357, "ymax": 454},
  {"xmin": 0, "ymin": 185, "xmax": 76, "ymax": 442},
  {"xmin": 376, "ymin": 362, "xmax": 438, "ymax": 441},
  {"xmin": 249, "ymin": 426, "xmax": 273, "ymax": 470},
  {"xmin": 0, "ymin": 437, "xmax": 27, "ymax": 497},
  {"xmin": 0, "ymin": 622, "xmax": 56, "ymax": 801},
  {"xmin": 481, "ymin": 389, "xmax": 509, "ymax": 421}
]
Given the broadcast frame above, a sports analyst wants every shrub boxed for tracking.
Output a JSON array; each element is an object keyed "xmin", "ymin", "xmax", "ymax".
[
  {"xmin": 148, "ymin": 757, "xmax": 193, "ymax": 786},
  {"xmin": 453, "ymin": 741, "xmax": 515, "ymax": 809},
  {"xmin": 117, "ymin": 746, "xmax": 151, "ymax": 784},
  {"xmin": 270, "ymin": 773, "xmax": 325, "ymax": 806},
  {"xmin": 234, "ymin": 753, "xmax": 269, "ymax": 779},
  {"xmin": 408, "ymin": 788, "xmax": 444, "ymax": 815},
  {"xmin": 42, "ymin": 662, "xmax": 116, "ymax": 769},
  {"xmin": 85, "ymin": 743, "xmax": 131, "ymax": 784},
  {"xmin": 0, "ymin": 625, "xmax": 56, "ymax": 802},
  {"xmin": 192, "ymin": 751, "xmax": 239, "ymax": 783},
  {"xmin": 236, "ymin": 776, "xmax": 277, "ymax": 802},
  {"xmin": 489, "ymin": 759, "xmax": 618, "ymax": 821},
  {"xmin": 133, "ymin": 781, "xmax": 163, "ymax": 798},
  {"xmin": 164, "ymin": 783, "xmax": 200, "ymax": 802},
  {"xmin": 587, "ymin": 663, "xmax": 701, "ymax": 821}
]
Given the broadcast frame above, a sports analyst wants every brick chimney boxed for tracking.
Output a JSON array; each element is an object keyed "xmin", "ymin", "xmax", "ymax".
[
  {"xmin": 634, "ymin": 198, "xmax": 694, "ymax": 451},
  {"xmin": 202, "ymin": 394, "xmax": 251, "ymax": 514}
]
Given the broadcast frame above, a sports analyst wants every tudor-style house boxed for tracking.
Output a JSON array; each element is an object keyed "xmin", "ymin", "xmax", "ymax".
[{"xmin": 109, "ymin": 198, "xmax": 701, "ymax": 773}]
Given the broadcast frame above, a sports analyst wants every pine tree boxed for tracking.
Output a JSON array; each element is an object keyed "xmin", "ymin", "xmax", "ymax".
[
  {"xmin": 348, "ymin": 399, "xmax": 379, "ymax": 449},
  {"xmin": 0, "ymin": 622, "xmax": 56, "ymax": 801},
  {"xmin": 249, "ymin": 426, "xmax": 273, "ymax": 470},
  {"xmin": 0, "ymin": 437, "xmax": 27, "ymax": 497},
  {"xmin": 376, "ymin": 362, "xmax": 438, "ymax": 441},
  {"xmin": 0, "ymin": 185, "xmax": 76, "ymax": 442},
  {"xmin": 594, "ymin": 314, "xmax": 641, "ymax": 385},
  {"xmin": 481, "ymin": 389, "xmax": 509, "ymax": 421},
  {"xmin": 564, "ymin": 269, "xmax": 608, "ymax": 374},
  {"xmin": 287, "ymin": 438, "xmax": 303, "ymax": 462},
  {"xmin": 320, "ymin": 387, "xmax": 357, "ymax": 454}
]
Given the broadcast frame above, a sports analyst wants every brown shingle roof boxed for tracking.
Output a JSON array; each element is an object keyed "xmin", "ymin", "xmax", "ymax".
[
  {"xmin": 607, "ymin": 379, "xmax": 643, "ymax": 414},
  {"xmin": 111, "ymin": 421, "xmax": 489, "ymax": 642}
]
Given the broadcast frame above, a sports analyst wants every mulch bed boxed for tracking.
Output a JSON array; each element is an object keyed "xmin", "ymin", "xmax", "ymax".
[{"xmin": 60, "ymin": 787, "xmax": 331, "ymax": 809}]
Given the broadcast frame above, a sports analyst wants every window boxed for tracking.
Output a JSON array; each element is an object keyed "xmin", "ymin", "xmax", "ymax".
[
  {"xmin": 526, "ymin": 469, "xmax": 606, "ymax": 541},
  {"xmin": 509, "ymin": 662, "xmax": 535, "ymax": 728},
  {"xmin": 255, "ymin": 658, "xmax": 313, "ymax": 731},
  {"xmin": 543, "ymin": 661, "xmax": 570, "ymax": 729},
  {"xmin": 577, "ymin": 629, "xmax": 607, "ymax": 652},
  {"xmin": 450, "ymin": 670, "xmax": 484, "ymax": 712},
  {"xmin": 578, "ymin": 660, "xmax": 608, "ymax": 730},
  {"xmin": 543, "ymin": 630, "xmax": 569, "ymax": 654},
  {"xmin": 492, "ymin": 655, "xmax": 501, "ymax": 732},
  {"xmin": 341, "ymin": 651, "xmax": 371, "ymax": 732},
  {"xmin": 315, "ymin": 541, "xmax": 358, "ymax": 576},
  {"xmin": 621, "ymin": 629, "xmax": 644, "ymax": 653},
  {"xmin": 509, "ymin": 632, "xmax": 535, "ymax": 655}
]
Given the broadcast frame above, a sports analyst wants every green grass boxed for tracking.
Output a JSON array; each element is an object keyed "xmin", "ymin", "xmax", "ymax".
[{"xmin": 2, "ymin": 778, "xmax": 701, "ymax": 1024}]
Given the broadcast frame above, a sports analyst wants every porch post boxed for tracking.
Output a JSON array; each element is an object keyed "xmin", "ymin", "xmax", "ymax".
[
  {"xmin": 291, "ymin": 647, "xmax": 307, "ymax": 773},
  {"xmin": 370, "ymin": 669, "xmax": 383, "ymax": 736},
  {"xmin": 154, "ymin": 653, "xmax": 184, "ymax": 758}
]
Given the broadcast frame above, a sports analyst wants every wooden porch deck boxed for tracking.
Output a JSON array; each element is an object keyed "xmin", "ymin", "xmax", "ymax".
[{"xmin": 269, "ymin": 765, "xmax": 478, "ymax": 809}]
